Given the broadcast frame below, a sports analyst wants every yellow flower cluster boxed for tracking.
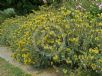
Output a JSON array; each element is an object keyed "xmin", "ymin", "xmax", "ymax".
[
  {"xmin": 89, "ymin": 48, "xmax": 99, "ymax": 54},
  {"xmin": 22, "ymin": 53, "xmax": 32, "ymax": 64},
  {"xmin": 53, "ymin": 55, "xmax": 59, "ymax": 61}
]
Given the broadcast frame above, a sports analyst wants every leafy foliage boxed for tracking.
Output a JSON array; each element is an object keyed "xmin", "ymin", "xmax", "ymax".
[
  {"xmin": 63, "ymin": 0, "xmax": 102, "ymax": 16},
  {"xmin": 0, "ymin": 0, "xmax": 62, "ymax": 15},
  {"xmin": 0, "ymin": 0, "xmax": 102, "ymax": 15},
  {"xmin": 1, "ymin": 6, "xmax": 102, "ymax": 75},
  {"xmin": 0, "ymin": 8, "xmax": 16, "ymax": 24}
]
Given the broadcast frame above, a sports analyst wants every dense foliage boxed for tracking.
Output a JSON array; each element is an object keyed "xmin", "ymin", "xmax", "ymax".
[
  {"xmin": 0, "ymin": 0, "xmax": 62, "ymax": 14},
  {"xmin": 0, "ymin": 0, "xmax": 102, "ymax": 24},
  {"xmin": 1, "ymin": 0, "xmax": 102, "ymax": 76},
  {"xmin": 0, "ymin": 0, "xmax": 41, "ymax": 14},
  {"xmin": 1, "ymin": 6, "xmax": 102, "ymax": 75},
  {"xmin": 0, "ymin": 8, "xmax": 16, "ymax": 24},
  {"xmin": 0, "ymin": 0, "xmax": 102, "ymax": 15}
]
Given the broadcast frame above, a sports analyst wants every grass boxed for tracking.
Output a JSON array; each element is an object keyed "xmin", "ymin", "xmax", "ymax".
[{"xmin": 0, "ymin": 57, "xmax": 31, "ymax": 76}]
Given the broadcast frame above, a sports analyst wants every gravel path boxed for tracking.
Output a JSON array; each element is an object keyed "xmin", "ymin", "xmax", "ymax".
[{"xmin": 0, "ymin": 47, "xmax": 60, "ymax": 76}]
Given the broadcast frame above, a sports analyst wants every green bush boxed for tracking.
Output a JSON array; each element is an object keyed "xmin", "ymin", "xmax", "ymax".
[
  {"xmin": 1, "ymin": 6, "xmax": 102, "ymax": 75},
  {"xmin": 62, "ymin": 0, "xmax": 102, "ymax": 16},
  {"xmin": 1, "ymin": 0, "xmax": 102, "ymax": 16},
  {"xmin": 0, "ymin": 8, "xmax": 16, "ymax": 24},
  {"xmin": 0, "ymin": 0, "xmax": 62, "ymax": 15}
]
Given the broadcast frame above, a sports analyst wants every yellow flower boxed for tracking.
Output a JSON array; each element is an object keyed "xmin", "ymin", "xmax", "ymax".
[
  {"xmin": 98, "ymin": 59, "xmax": 102, "ymax": 63},
  {"xmin": 66, "ymin": 58, "xmax": 72, "ymax": 64},
  {"xmin": 24, "ymin": 31, "xmax": 29, "ymax": 36},
  {"xmin": 53, "ymin": 55, "xmax": 59, "ymax": 61},
  {"xmin": 18, "ymin": 40, "xmax": 25, "ymax": 46},
  {"xmin": 22, "ymin": 53, "xmax": 29, "ymax": 58},
  {"xmin": 69, "ymin": 37, "xmax": 79, "ymax": 43},
  {"xmin": 89, "ymin": 48, "xmax": 99, "ymax": 54},
  {"xmin": 91, "ymin": 64, "xmax": 96, "ymax": 70},
  {"xmin": 62, "ymin": 69, "xmax": 67, "ymax": 74},
  {"xmin": 24, "ymin": 59, "xmax": 28, "ymax": 64}
]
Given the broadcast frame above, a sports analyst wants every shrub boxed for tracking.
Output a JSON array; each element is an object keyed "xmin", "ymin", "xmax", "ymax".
[
  {"xmin": 0, "ymin": 0, "xmax": 62, "ymax": 15},
  {"xmin": 0, "ymin": 8, "xmax": 16, "ymax": 24},
  {"xmin": 1, "ymin": 6, "xmax": 102, "ymax": 75},
  {"xmin": 63, "ymin": 0, "xmax": 102, "ymax": 16}
]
